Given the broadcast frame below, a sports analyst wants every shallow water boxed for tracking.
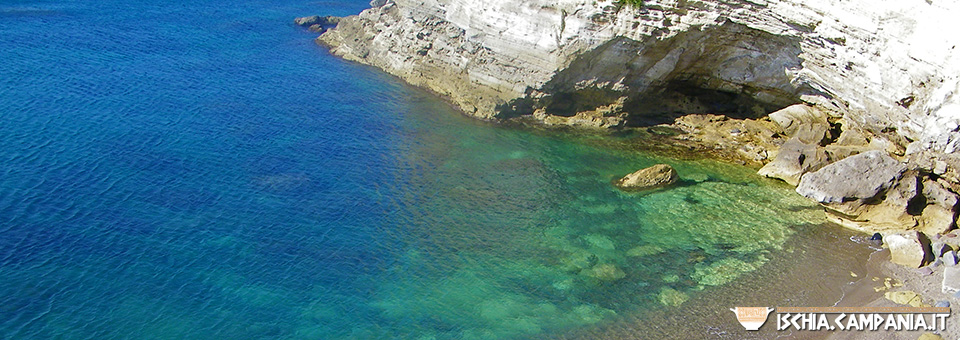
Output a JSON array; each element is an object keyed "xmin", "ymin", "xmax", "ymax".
[{"xmin": 0, "ymin": 0, "xmax": 870, "ymax": 339}]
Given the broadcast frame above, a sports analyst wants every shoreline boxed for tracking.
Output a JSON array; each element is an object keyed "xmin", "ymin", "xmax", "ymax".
[
  {"xmin": 826, "ymin": 250, "xmax": 960, "ymax": 340},
  {"xmin": 556, "ymin": 223, "xmax": 885, "ymax": 339},
  {"xmin": 293, "ymin": 1, "xmax": 960, "ymax": 337},
  {"xmin": 308, "ymin": 40, "xmax": 956, "ymax": 340}
]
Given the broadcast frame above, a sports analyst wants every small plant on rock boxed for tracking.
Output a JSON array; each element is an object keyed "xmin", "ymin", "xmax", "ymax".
[{"xmin": 617, "ymin": 0, "xmax": 643, "ymax": 8}]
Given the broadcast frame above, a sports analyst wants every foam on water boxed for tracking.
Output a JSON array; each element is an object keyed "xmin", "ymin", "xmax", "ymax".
[{"xmin": 0, "ymin": 0, "xmax": 862, "ymax": 339}]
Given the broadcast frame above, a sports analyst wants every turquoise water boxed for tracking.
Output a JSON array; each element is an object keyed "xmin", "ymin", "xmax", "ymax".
[{"xmin": 0, "ymin": 1, "xmax": 828, "ymax": 339}]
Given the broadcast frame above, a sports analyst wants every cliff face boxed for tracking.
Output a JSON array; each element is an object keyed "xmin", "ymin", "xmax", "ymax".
[
  {"xmin": 315, "ymin": 0, "xmax": 960, "ymax": 236},
  {"xmin": 319, "ymin": 0, "xmax": 959, "ymax": 152}
]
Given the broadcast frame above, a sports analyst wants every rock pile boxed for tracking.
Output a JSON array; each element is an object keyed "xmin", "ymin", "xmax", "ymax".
[{"xmin": 796, "ymin": 150, "xmax": 958, "ymax": 236}]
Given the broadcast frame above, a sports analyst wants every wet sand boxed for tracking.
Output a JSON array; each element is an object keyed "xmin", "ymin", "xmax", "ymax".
[{"xmin": 825, "ymin": 249, "xmax": 959, "ymax": 340}]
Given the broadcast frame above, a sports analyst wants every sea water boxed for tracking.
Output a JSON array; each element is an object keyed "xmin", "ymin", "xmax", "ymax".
[{"xmin": 0, "ymin": 0, "xmax": 841, "ymax": 339}]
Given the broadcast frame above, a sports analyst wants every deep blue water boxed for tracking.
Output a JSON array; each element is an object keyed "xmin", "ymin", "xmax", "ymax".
[{"xmin": 0, "ymin": 1, "xmax": 834, "ymax": 339}]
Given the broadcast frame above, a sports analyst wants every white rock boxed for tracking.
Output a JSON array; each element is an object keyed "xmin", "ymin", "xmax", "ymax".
[
  {"xmin": 884, "ymin": 231, "xmax": 929, "ymax": 268},
  {"xmin": 943, "ymin": 266, "xmax": 960, "ymax": 294}
]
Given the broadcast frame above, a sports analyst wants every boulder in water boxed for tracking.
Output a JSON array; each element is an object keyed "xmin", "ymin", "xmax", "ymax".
[{"xmin": 615, "ymin": 164, "xmax": 678, "ymax": 191}]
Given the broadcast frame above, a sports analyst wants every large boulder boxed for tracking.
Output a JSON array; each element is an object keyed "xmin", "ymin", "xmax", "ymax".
[
  {"xmin": 768, "ymin": 104, "xmax": 830, "ymax": 144},
  {"xmin": 795, "ymin": 151, "xmax": 904, "ymax": 229},
  {"xmin": 918, "ymin": 178, "xmax": 960, "ymax": 235},
  {"xmin": 795, "ymin": 151, "xmax": 923, "ymax": 232},
  {"xmin": 796, "ymin": 150, "xmax": 907, "ymax": 204},
  {"xmin": 615, "ymin": 164, "xmax": 678, "ymax": 191},
  {"xmin": 884, "ymin": 231, "xmax": 930, "ymax": 268},
  {"xmin": 758, "ymin": 137, "xmax": 829, "ymax": 186},
  {"xmin": 796, "ymin": 150, "xmax": 959, "ymax": 234}
]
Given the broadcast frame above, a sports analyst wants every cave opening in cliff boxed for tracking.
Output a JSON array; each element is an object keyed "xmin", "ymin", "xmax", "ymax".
[
  {"xmin": 620, "ymin": 80, "xmax": 798, "ymax": 127},
  {"xmin": 508, "ymin": 21, "xmax": 807, "ymax": 127}
]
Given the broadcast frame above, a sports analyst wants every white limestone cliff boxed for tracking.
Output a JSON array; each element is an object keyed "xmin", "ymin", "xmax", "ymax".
[{"xmin": 320, "ymin": 0, "xmax": 958, "ymax": 148}]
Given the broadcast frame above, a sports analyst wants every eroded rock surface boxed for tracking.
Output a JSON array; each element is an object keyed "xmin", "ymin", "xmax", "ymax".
[
  {"xmin": 314, "ymin": 0, "xmax": 960, "ymax": 150},
  {"xmin": 796, "ymin": 151, "xmax": 958, "ymax": 235}
]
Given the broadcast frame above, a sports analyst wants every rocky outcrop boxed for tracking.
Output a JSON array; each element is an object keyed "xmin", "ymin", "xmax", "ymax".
[
  {"xmin": 796, "ymin": 151, "xmax": 906, "ymax": 205},
  {"xmin": 756, "ymin": 104, "xmax": 831, "ymax": 185},
  {"xmin": 768, "ymin": 104, "xmax": 829, "ymax": 145},
  {"xmin": 315, "ymin": 0, "xmax": 960, "ymax": 149},
  {"xmin": 758, "ymin": 138, "xmax": 828, "ymax": 186},
  {"xmin": 662, "ymin": 114, "xmax": 783, "ymax": 165},
  {"xmin": 796, "ymin": 151, "xmax": 959, "ymax": 235},
  {"xmin": 615, "ymin": 164, "xmax": 678, "ymax": 190},
  {"xmin": 307, "ymin": 0, "xmax": 960, "ymax": 241},
  {"xmin": 294, "ymin": 15, "xmax": 340, "ymax": 33}
]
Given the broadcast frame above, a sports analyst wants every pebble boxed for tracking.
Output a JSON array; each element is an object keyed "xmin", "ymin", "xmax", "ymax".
[
  {"xmin": 869, "ymin": 233, "xmax": 883, "ymax": 247},
  {"xmin": 935, "ymin": 300, "xmax": 950, "ymax": 308}
]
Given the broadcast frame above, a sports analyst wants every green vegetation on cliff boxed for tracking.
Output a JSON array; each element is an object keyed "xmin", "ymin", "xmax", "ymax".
[{"xmin": 617, "ymin": 0, "xmax": 643, "ymax": 8}]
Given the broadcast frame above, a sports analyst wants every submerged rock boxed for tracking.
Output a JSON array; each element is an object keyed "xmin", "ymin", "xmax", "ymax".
[
  {"xmin": 626, "ymin": 244, "xmax": 666, "ymax": 257},
  {"xmin": 692, "ymin": 257, "xmax": 764, "ymax": 286},
  {"xmin": 580, "ymin": 263, "xmax": 626, "ymax": 281},
  {"xmin": 582, "ymin": 234, "xmax": 616, "ymax": 250},
  {"xmin": 658, "ymin": 287, "xmax": 689, "ymax": 307},
  {"xmin": 615, "ymin": 164, "xmax": 678, "ymax": 191},
  {"xmin": 559, "ymin": 250, "xmax": 597, "ymax": 272}
]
